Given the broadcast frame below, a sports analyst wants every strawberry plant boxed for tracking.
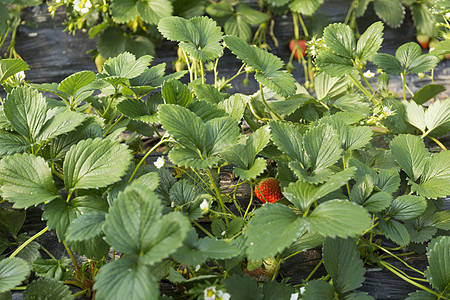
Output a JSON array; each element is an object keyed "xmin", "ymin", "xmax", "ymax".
[{"xmin": 0, "ymin": 7, "xmax": 450, "ymax": 300}]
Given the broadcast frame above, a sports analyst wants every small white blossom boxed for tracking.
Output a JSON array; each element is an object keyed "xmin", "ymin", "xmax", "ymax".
[
  {"xmin": 73, "ymin": 0, "xmax": 91, "ymax": 14},
  {"xmin": 221, "ymin": 292, "xmax": 231, "ymax": 300},
  {"xmin": 221, "ymin": 230, "xmax": 226, "ymax": 236},
  {"xmin": 153, "ymin": 156, "xmax": 165, "ymax": 169},
  {"xmin": 195, "ymin": 264, "xmax": 201, "ymax": 272},
  {"xmin": 200, "ymin": 199, "xmax": 209, "ymax": 212},
  {"xmin": 383, "ymin": 106, "xmax": 392, "ymax": 116},
  {"xmin": 27, "ymin": 32, "xmax": 38, "ymax": 37},
  {"xmin": 363, "ymin": 70, "xmax": 375, "ymax": 78},
  {"xmin": 290, "ymin": 293, "xmax": 299, "ymax": 300},
  {"xmin": 204, "ymin": 286, "xmax": 216, "ymax": 300},
  {"xmin": 446, "ymin": 12, "xmax": 450, "ymax": 18}
]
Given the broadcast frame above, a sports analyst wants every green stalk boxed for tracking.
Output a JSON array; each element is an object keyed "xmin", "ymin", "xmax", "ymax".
[
  {"xmin": 373, "ymin": 244, "xmax": 424, "ymax": 276},
  {"xmin": 103, "ymin": 115, "xmax": 124, "ymax": 137},
  {"xmin": 206, "ymin": 168, "xmax": 229, "ymax": 226},
  {"xmin": 193, "ymin": 220, "xmax": 215, "ymax": 238},
  {"xmin": 305, "ymin": 258, "xmax": 324, "ymax": 282},
  {"xmin": 427, "ymin": 136, "xmax": 447, "ymax": 150},
  {"xmin": 218, "ymin": 64, "xmax": 245, "ymax": 91},
  {"xmin": 129, "ymin": 137, "xmax": 168, "ymax": 182},
  {"xmin": 348, "ymin": 73, "xmax": 371, "ymax": 97},
  {"xmin": 9, "ymin": 226, "xmax": 48, "ymax": 258},
  {"xmin": 297, "ymin": 13, "xmax": 309, "ymax": 37},
  {"xmin": 244, "ymin": 182, "xmax": 254, "ymax": 219},
  {"xmin": 259, "ymin": 83, "xmax": 283, "ymax": 120},
  {"xmin": 378, "ymin": 261, "xmax": 444, "ymax": 298},
  {"xmin": 101, "ymin": 88, "xmax": 118, "ymax": 119},
  {"xmin": 401, "ymin": 72, "xmax": 407, "ymax": 101},
  {"xmin": 200, "ymin": 61, "xmax": 205, "ymax": 84},
  {"xmin": 63, "ymin": 241, "xmax": 80, "ymax": 272},
  {"xmin": 182, "ymin": 49, "xmax": 193, "ymax": 83}
]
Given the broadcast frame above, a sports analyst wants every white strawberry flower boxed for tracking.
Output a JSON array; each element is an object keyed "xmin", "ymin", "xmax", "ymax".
[
  {"xmin": 153, "ymin": 156, "xmax": 165, "ymax": 169},
  {"xmin": 200, "ymin": 199, "xmax": 209, "ymax": 212},
  {"xmin": 363, "ymin": 70, "xmax": 375, "ymax": 78}
]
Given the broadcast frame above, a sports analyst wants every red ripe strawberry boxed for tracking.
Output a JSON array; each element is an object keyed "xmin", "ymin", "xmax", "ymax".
[
  {"xmin": 289, "ymin": 39, "xmax": 307, "ymax": 59},
  {"xmin": 254, "ymin": 178, "xmax": 283, "ymax": 203},
  {"xmin": 416, "ymin": 34, "xmax": 430, "ymax": 49}
]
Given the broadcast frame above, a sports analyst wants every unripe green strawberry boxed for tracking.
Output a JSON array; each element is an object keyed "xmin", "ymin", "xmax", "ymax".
[
  {"xmin": 254, "ymin": 178, "xmax": 283, "ymax": 203},
  {"xmin": 416, "ymin": 34, "xmax": 430, "ymax": 49}
]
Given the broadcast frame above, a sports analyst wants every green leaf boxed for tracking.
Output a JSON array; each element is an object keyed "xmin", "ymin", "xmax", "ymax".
[
  {"xmin": 269, "ymin": 121, "xmax": 306, "ymax": 164},
  {"xmin": 158, "ymin": 16, "xmax": 223, "ymax": 62},
  {"xmin": 161, "ymin": 79, "xmax": 192, "ymax": 107},
  {"xmin": 104, "ymin": 183, "xmax": 189, "ymax": 263},
  {"xmin": 192, "ymin": 84, "xmax": 224, "ymax": 104},
  {"xmin": 218, "ymin": 94, "xmax": 245, "ymax": 121},
  {"xmin": 323, "ymin": 237, "xmax": 365, "ymax": 294},
  {"xmin": 350, "ymin": 175, "xmax": 374, "ymax": 205},
  {"xmin": 289, "ymin": 0, "xmax": 324, "ymax": 16},
  {"xmin": 333, "ymin": 94, "xmax": 371, "ymax": 117},
  {"xmin": 404, "ymin": 222, "xmax": 437, "ymax": 243},
  {"xmin": 102, "ymin": 52, "xmax": 152, "ymax": 80},
  {"xmin": 374, "ymin": 169, "xmax": 400, "ymax": 193},
  {"xmin": 269, "ymin": 94, "xmax": 312, "ymax": 117},
  {"xmin": 58, "ymin": 71, "xmax": 96, "ymax": 104},
  {"xmin": 356, "ymin": 21, "xmax": 384, "ymax": 62},
  {"xmin": 0, "ymin": 208, "xmax": 25, "ymax": 237},
  {"xmin": 304, "ymin": 124, "xmax": 342, "ymax": 172},
  {"xmin": 364, "ymin": 192, "xmax": 393, "ymax": 213},
  {"xmin": 169, "ymin": 180, "xmax": 205, "ymax": 221},
  {"xmin": 0, "ymin": 258, "xmax": 30, "ymax": 293},
  {"xmin": 315, "ymin": 51, "xmax": 355, "ymax": 77},
  {"xmin": 286, "ymin": 231, "xmax": 325, "ymax": 255},
  {"xmin": 262, "ymin": 281, "xmax": 296, "ymax": 300},
  {"xmin": 237, "ymin": 3, "xmax": 269, "ymax": 25},
  {"xmin": 379, "ymin": 219, "xmax": 410, "ymax": 246},
  {"xmin": 372, "ymin": 53, "xmax": 402, "ymax": 75},
  {"xmin": 245, "ymin": 203, "xmax": 305, "ymax": 261},
  {"xmin": 404, "ymin": 100, "xmax": 426, "ymax": 133},
  {"xmin": 188, "ymin": 101, "xmax": 227, "ymax": 122},
  {"xmin": 110, "ymin": 0, "xmax": 138, "ymax": 23},
  {"xmin": 0, "ymin": 131, "xmax": 29, "ymax": 157},
  {"xmin": 42, "ymin": 197, "xmax": 76, "ymax": 241},
  {"xmin": 137, "ymin": 0, "xmax": 172, "ymax": 25},
  {"xmin": 394, "ymin": 42, "xmax": 439, "ymax": 74},
  {"xmin": 323, "ymin": 23, "xmax": 356, "ymax": 59},
  {"xmin": 223, "ymin": 35, "xmax": 296, "ymax": 97},
  {"xmin": 390, "ymin": 134, "xmax": 429, "ymax": 181},
  {"xmin": 63, "ymin": 138, "xmax": 132, "ymax": 192},
  {"xmin": 37, "ymin": 110, "xmax": 86, "ymax": 144},
  {"xmin": 429, "ymin": 40, "xmax": 450, "ymax": 57},
  {"xmin": 426, "ymin": 211, "xmax": 450, "ymax": 230},
  {"xmin": 224, "ymin": 15, "xmax": 252, "ymax": 42},
  {"xmin": 206, "ymin": 2, "xmax": 233, "ymax": 18},
  {"xmin": 411, "ymin": 2, "xmax": 435, "ymax": 36},
  {"xmin": 406, "ymin": 290, "xmax": 437, "ymax": 300},
  {"xmin": 0, "ymin": 59, "xmax": 29, "ymax": 85},
  {"xmin": 168, "ymin": 148, "xmax": 220, "ymax": 170},
  {"xmin": 3, "ymin": 86, "xmax": 47, "ymax": 143},
  {"xmin": 159, "ymin": 104, "xmax": 205, "ymax": 152},
  {"xmin": 172, "ymin": 230, "xmax": 240, "ymax": 265},
  {"xmin": 224, "ymin": 275, "xmax": 263, "ymax": 300},
  {"xmin": 373, "ymin": 0, "xmax": 405, "ymax": 28},
  {"xmin": 305, "ymin": 200, "xmax": 372, "ymax": 238},
  {"xmin": 390, "ymin": 195, "xmax": 427, "ymax": 221},
  {"xmin": 346, "ymin": 126, "xmax": 373, "ymax": 151},
  {"xmin": 32, "ymin": 257, "xmax": 71, "ymax": 281},
  {"xmin": 302, "ymin": 280, "xmax": 335, "ymax": 300},
  {"xmin": 412, "ymin": 85, "xmax": 446, "ymax": 105},
  {"xmin": 23, "ymin": 277, "xmax": 72, "ymax": 300},
  {"xmin": 408, "ymin": 55, "xmax": 439, "ymax": 75},
  {"xmin": 94, "ymin": 257, "xmax": 158, "ymax": 300},
  {"xmin": 315, "ymin": 71, "xmax": 354, "ymax": 101},
  {"xmin": 117, "ymin": 99, "xmax": 155, "ymax": 123},
  {"xmin": 283, "ymin": 168, "xmax": 355, "ymax": 211},
  {"xmin": 233, "ymin": 157, "xmax": 267, "ymax": 180},
  {"xmin": 425, "ymin": 236, "xmax": 450, "ymax": 292},
  {"xmin": 0, "ymin": 153, "xmax": 59, "ymax": 208},
  {"xmin": 66, "ymin": 212, "xmax": 106, "ymax": 242},
  {"xmin": 205, "ymin": 117, "xmax": 240, "ymax": 155},
  {"xmin": 98, "ymin": 27, "xmax": 155, "ymax": 59},
  {"xmin": 425, "ymin": 100, "xmax": 450, "ymax": 136},
  {"xmin": 66, "ymin": 235, "xmax": 110, "ymax": 258}
]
